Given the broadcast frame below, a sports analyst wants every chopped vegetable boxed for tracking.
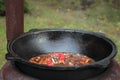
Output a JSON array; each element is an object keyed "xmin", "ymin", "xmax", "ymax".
[{"xmin": 29, "ymin": 52, "xmax": 95, "ymax": 66}]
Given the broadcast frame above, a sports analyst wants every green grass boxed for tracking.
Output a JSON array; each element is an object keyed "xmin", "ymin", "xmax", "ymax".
[
  {"xmin": 0, "ymin": 17, "xmax": 7, "ymax": 68},
  {"xmin": 0, "ymin": 0, "xmax": 120, "ymax": 68}
]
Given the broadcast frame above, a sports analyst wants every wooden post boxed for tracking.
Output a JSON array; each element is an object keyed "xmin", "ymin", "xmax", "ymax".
[{"xmin": 5, "ymin": 0, "xmax": 24, "ymax": 41}]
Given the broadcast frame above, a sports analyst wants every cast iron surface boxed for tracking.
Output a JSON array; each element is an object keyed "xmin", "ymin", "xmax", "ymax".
[{"xmin": 6, "ymin": 29, "xmax": 117, "ymax": 80}]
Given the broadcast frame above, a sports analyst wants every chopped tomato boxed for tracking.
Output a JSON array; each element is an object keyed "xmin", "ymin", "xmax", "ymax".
[{"xmin": 46, "ymin": 59, "xmax": 53, "ymax": 66}]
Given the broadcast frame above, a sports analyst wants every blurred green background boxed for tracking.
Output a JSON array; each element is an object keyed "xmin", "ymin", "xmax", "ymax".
[{"xmin": 0, "ymin": 0, "xmax": 120, "ymax": 68}]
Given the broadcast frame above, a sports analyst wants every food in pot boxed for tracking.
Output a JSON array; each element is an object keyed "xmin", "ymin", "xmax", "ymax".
[{"xmin": 29, "ymin": 52, "xmax": 95, "ymax": 66}]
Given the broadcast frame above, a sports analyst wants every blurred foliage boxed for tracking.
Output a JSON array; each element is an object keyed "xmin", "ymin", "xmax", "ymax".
[
  {"xmin": 0, "ymin": 0, "xmax": 5, "ymax": 16},
  {"xmin": 95, "ymin": 0, "xmax": 120, "ymax": 9},
  {"xmin": 89, "ymin": 0, "xmax": 120, "ymax": 24},
  {"xmin": 24, "ymin": 0, "xmax": 29, "ymax": 13},
  {"xmin": 0, "ymin": 0, "xmax": 29, "ymax": 16},
  {"xmin": 39, "ymin": 0, "xmax": 120, "ymax": 24},
  {"xmin": 40, "ymin": 0, "xmax": 94, "ymax": 10},
  {"xmin": 40, "ymin": 0, "xmax": 120, "ymax": 10},
  {"xmin": 111, "ymin": 0, "xmax": 120, "ymax": 9}
]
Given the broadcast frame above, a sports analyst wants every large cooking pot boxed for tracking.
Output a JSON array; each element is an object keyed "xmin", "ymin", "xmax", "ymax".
[{"xmin": 6, "ymin": 29, "xmax": 117, "ymax": 80}]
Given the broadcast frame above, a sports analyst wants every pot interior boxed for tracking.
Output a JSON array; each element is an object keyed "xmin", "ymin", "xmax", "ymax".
[{"xmin": 10, "ymin": 31, "xmax": 113, "ymax": 61}]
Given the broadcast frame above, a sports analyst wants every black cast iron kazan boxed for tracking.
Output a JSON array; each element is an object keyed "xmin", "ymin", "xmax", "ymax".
[{"xmin": 6, "ymin": 29, "xmax": 117, "ymax": 80}]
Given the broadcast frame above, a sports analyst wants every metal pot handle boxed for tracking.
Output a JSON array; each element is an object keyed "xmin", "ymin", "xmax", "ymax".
[{"xmin": 6, "ymin": 53, "xmax": 20, "ymax": 61}]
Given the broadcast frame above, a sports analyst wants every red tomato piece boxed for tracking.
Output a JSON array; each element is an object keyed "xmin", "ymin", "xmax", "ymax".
[
  {"xmin": 46, "ymin": 59, "xmax": 53, "ymax": 66},
  {"xmin": 59, "ymin": 53, "xmax": 65, "ymax": 63}
]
